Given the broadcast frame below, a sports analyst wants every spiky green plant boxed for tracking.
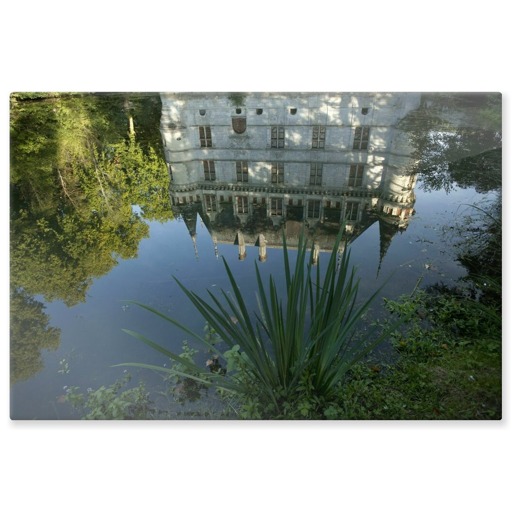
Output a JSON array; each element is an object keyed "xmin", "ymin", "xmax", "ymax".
[{"xmin": 118, "ymin": 229, "xmax": 401, "ymax": 417}]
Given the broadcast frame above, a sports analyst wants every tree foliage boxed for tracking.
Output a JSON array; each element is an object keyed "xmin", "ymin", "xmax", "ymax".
[
  {"xmin": 399, "ymin": 93, "xmax": 502, "ymax": 193},
  {"xmin": 10, "ymin": 93, "xmax": 172, "ymax": 306},
  {"xmin": 10, "ymin": 287, "xmax": 61, "ymax": 384},
  {"xmin": 10, "ymin": 93, "xmax": 173, "ymax": 382}
]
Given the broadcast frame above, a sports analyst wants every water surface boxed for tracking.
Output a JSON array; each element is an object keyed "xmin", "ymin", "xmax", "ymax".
[{"xmin": 9, "ymin": 92, "xmax": 501, "ymax": 419}]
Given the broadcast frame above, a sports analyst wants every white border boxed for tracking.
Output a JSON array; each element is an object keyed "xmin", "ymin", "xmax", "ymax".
[{"xmin": 2, "ymin": 2, "xmax": 509, "ymax": 511}]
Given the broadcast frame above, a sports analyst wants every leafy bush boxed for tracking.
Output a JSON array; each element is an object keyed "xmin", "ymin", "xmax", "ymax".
[{"xmin": 64, "ymin": 373, "xmax": 155, "ymax": 420}]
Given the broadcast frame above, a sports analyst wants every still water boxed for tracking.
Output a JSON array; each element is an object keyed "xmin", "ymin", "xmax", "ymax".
[{"xmin": 10, "ymin": 92, "xmax": 501, "ymax": 419}]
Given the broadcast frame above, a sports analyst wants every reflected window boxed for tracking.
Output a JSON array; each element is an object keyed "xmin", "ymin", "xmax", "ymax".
[
  {"xmin": 203, "ymin": 160, "xmax": 216, "ymax": 181},
  {"xmin": 271, "ymin": 162, "xmax": 284, "ymax": 184},
  {"xmin": 348, "ymin": 164, "xmax": 364, "ymax": 187},
  {"xmin": 290, "ymin": 108, "xmax": 297, "ymax": 115},
  {"xmin": 205, "ymin": 194, "xmax": 217, "ymax": 212},
  {"xmin": 312, "ymin": 126, "xmax": 326, "ymax": 149},
  {"xmin": 199, "ymin": 126, "xmax": 212, "ymax": 147},
  {"xmin": 271, "ymin": 126, "xmax": 285, "ymax": 148},
  {"xmin": 256, "ymin": 108, "xmax": 263, "ymax": 115},
  {"xmin": 307, "ymin": 200, "xmax": 321, "ymax": 218},
  {"xmin": 236, "ymin": 161, "xmax": 249, "ymax": 182},
  {"xmin": 353, "ymin": 126, "xmax": 369, "ymax": 150},
  {"xmin": 270, "ymin": 198, "xmax": 283, "ymax": 216},
  {"xmin": 345, "ymin": 201, "xmax": 359, "ymax": 221},
  {"xmin": 361, "ymin": 107, "xmax": 369, "ymax": 115},
  {"xmin": 236, "ymin": 196, "xmax": 249, "ymax": 214},
  {"xmin": 310, "ymin": 163, "xmax": 323, "ymax": 186}
]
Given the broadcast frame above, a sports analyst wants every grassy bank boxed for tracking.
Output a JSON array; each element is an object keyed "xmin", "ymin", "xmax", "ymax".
[{"xmin": 331, "ymin": 289, "xmax": 501, "ymax": 420}]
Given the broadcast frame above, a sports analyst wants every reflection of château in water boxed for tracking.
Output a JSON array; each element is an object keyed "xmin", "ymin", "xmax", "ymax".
[{"xmin": 160, "ymin": 92, "xmax": 420, "ymax": 265}]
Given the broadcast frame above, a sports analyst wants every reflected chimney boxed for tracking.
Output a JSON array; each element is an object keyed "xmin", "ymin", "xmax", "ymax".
[
  {"xmin": 236, "ymin": 231, "xmax": 246, "ymax": 260},
  {"xmin": 257, "ymin": 234, "xmax": 267, "ymax": 262},
  {"xmin": 312, "ymin": 243, "xmax": 320, "ymax": 266}
]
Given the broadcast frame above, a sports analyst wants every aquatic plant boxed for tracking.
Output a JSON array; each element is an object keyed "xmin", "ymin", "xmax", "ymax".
[
  {"xmin": 119, "ymin": 229, "xmax": 401, "ymax": 418},
  {"xmin": 63, "ymin": 372, "xmax": 155, "ymax": 420}
]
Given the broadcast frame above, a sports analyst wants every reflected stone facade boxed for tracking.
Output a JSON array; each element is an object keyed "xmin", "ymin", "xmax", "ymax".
[{"xmin": 160, "ymin": 92, "xmax": 420, "ymax": 262}]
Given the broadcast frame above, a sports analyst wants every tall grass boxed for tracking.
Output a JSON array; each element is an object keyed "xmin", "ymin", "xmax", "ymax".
[{"xmin": 119, "ymin": 229, "xmax": 400, "ymax": 416}]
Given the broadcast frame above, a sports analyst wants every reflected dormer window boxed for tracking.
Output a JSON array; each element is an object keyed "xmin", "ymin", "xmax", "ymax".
[
  {"xmin": 270, "ymin": 198, "xmax": 283, "ymax": 216},
  {"xmin": 307, "ymin": 200, "xmax": 321, "ymax": 218},
  {"xmin": 236, "ymin": 196, "xmax": 249, "ymax": 214},
  {"xmin": 348, "ymin": 164, "xmax": 364, "ymax": 187},
  {"xmin": 312, "ymin": 126, "xmax": 326, "ymax": 149},
  {"xmin": 199, "ymin": 126, "xmax": 212, "ymax": 147},
  {"xmin": 271, "ymin": 126, "xmax": 285, "ymax": 148},
  {"xmin": 205, "ymin": 194, "xmax": 217, "ymax": 212},
  {"xmin": 353, "ymin": 126, "xmax": 370, "ymax": 150}
]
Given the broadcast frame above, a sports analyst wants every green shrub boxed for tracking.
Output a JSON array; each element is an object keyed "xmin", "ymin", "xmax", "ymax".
[{"xmin": 64, "ymin": 373, "xmax": 155, "ymax": 420}]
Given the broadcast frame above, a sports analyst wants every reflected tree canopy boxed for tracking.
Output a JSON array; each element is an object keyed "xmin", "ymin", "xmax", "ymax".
[
  {"xmin": 10, "ymin": 288, "xmax": 60, "ymax": 384},
  {"xmin": 398, "ymin": 93, "xmax": 502, "ymax": 309},
  {"xmin": 10, "ymin": 93, "xmax": 173, "ymax": 380},
  {"xmin": 10, "ymin": 93, "xmax": 172, "ymax": 304},
  {"xmin": 399, "ymin": 93, "xmax": 502, "ymax": 193}
]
